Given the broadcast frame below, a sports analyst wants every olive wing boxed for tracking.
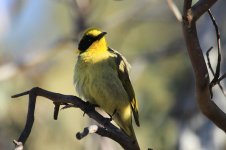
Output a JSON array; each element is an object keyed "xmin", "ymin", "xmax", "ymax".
[{"xmin": 108, "ymin": 48, "xmax": 140, "ymax": 126}]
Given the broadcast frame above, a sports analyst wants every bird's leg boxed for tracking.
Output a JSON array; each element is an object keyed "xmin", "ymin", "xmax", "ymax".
[
  {"xmin": 101, "ymin": 109, "xmax": 117, "ymax": 127},
  {"xmin": 96, "ymin": 109, "xmax": 117, "ymax": 128},
  {"xmin": 108, "ymin": 109, "xmax": 117, "ymax": 121}
]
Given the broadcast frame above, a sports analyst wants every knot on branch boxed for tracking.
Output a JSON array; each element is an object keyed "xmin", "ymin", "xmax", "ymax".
[
  {"xmin": 76, "ymin": 125, "xmax": 99, "ymax": 140},
  {"xmin": 13, "ymin": 140, "xmax": 23, "ymax": 150}
]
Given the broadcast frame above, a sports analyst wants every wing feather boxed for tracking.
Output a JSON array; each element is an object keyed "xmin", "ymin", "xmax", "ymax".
[{"xmin": 108, "ymin": 48, "xmax": 140, "ymax": 126}]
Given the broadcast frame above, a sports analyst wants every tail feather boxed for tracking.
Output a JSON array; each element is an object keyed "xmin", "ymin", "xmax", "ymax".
[
  {"xmin": 129, "ymin": 124, "xmax": 140, "ymax": 150},
  {"xmin": 113, "ymin": 112, "xmax": 140, "ymax": 149},
  {"xmin": 132, "ymin": 107, "xmax": 140, "ymax": 127}
]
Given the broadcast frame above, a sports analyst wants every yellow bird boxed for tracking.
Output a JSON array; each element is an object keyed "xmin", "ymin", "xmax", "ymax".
[{"xmin": 74, "ymin": 28, "xmax": 140, "ymax": 141}]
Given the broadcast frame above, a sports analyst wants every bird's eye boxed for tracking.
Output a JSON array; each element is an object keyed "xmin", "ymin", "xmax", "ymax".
[
  {"xmin": 78, "ymin": 35, "xmax": 96, "ymax": 51},
  {"xmin": 85, "ymin": 35, "xmax": 94, "ymax": 43}
]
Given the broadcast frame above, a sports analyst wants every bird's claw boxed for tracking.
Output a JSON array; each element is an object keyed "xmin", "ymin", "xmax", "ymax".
[{"xmin": 107, "ymin": 109, "xmax": 117, "ymax": 121}]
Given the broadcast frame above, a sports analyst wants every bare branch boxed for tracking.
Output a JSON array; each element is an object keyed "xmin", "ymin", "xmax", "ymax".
[
  {"xmin": 183, "ymin": 0, "xmax": 217, "ymax": 26},
  {"xmin": 206, "ymin": 9, "xmax": 226, "ymax": 98},
  {"xmin": 53, "ymin": 102, "xmax": 61, "ymax": 120},
  {"xmin": 192, "ymin": 0, "xmax": 217, "ymax": 22},
  {"xmin": 12, "ymin": 87, "xmax": 141, "ymax": 150},
  {"xmin": 182, "ymin": 0, "xmax": 226, "ymax": 132},
  {"xmin": 167, "ymin": 0, "xmax": 182, "ymax": 22},
  {"xmin": 208, "ymin": 9, "xmax": 221, "ymax": 83},
  {"xmin": 206, "ymin": 47, "xmax": 215, "ymax": 75},
  {"xmin": 183, "ymin": 0, "xmax": 192, "ymax": 14},
  {"xmin": 206, "ymin": 47, "xmax": 226, "ymax": 97},
  {"xmin": 219, "ymin": 73, "xmax": 226, "ymax": 83}
]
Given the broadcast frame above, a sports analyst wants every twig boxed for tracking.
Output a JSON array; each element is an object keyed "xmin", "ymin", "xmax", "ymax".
[
  {"xmin": 219, "ymin": 73, "xmax": 226, "ymax": 83},
  {"xmin": 206, "ymin": 47, "xmax": 226, "ymax": 97},
  {"xmin": 12, "ymin": 87, "xmax": 140, "ymax": 150},
  {"xmin": 53, "ymin": 102, "xmax": 61, "ymax": 120},
  {"xmin": 206, "ymin": 47, "xmax": 215, "ymax": 75},
  {"xmin": 167, "ymin": 0, "xmax": 182, "ymax": 22},
  {"xmin": 191, "ymin": 0, "xmax": 217, "ymax": 23},
  {"xmin": 207, "ymin": 9, "xmax": 226, "ymax": 97},
  {"xmin": 207, "ymin": 9, "xmax": 226, "ymax": 98}
]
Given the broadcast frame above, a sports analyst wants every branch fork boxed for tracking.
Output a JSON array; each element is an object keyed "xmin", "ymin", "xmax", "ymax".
[
  {"xmin": 181, "ymin": 0, "xmax": 226, "ymax": 132},
  {"xmin": 168, "ymin": 0, "xmax": 226, "ymax": 132}
]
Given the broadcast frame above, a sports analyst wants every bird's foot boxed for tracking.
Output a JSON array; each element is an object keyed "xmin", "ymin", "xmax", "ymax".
[
  {"xmin": 107, "ymin": 109, "xmax": 117, "ymax": 121},
  {"xmin": 101, "ymin": 109, "xmax": 117, "ymax": 127}
]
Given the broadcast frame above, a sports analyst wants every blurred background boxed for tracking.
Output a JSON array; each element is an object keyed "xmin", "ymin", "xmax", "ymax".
[{"xmin": 0, "ymin": 0, "xmax": 226, "ymax": 149}]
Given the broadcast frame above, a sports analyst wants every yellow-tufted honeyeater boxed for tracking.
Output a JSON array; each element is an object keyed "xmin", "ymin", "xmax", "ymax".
[{"xmin": 74, "ymin": 28, "xmax": 140, "ymax": 142}]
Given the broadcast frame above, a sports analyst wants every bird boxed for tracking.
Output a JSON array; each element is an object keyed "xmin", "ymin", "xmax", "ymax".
[{"xmin": 74, "ymin": 28, "xmax": 140, "ymax": 143}]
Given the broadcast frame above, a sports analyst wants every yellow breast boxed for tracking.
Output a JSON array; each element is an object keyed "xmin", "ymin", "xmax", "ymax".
[{"xmin": 74, "ymin": 48, "xmax": 129, "ymax": 111}]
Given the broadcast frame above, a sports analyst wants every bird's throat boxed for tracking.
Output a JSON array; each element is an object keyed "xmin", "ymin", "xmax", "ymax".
[
  {"xmin": 80, "ymin": 39, "xmax": 109, "ymax": 63},
  {"xmin": 88, "ymin": 38, "xmax": 107, "ymax": 51}
]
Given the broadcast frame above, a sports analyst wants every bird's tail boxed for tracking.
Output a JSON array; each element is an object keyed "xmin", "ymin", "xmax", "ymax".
[
  {"xmin": 128, "ymin": 123, "xmax": 140, "ymax": 150},
  {"xmin": 113, "ymin": 114, "xmax": 140, "ymax": 150}
]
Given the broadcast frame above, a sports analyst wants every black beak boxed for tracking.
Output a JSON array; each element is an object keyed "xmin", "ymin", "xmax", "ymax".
[{"xmin": 96, "ymin": 32, "xmax": 107, "ymax": 40}]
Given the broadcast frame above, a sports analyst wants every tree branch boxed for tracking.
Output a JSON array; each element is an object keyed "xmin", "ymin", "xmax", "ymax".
[
  {"xmin": 192, "ymin": 0, "xmax": 217, "ymax": 22},
  {"xmin": 183, "ymin": 0, "xmax": 217, "ymax": 26},
  {"xmin": 12, "ymin": 87, "xmax": 141, "ymax": 150},
  {"xmin": 182, "ymin": 0, "xmax": 226, "ymax": 132},
  {"xmin": 205, "ymin": 10, "xmax": 226, "ymax": 98},
  {"xmin": 206, "ymin": 47, "xmax": 226, "ymax": 97}
]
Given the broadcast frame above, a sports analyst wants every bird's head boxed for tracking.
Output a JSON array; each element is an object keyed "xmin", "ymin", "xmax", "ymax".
[{"xmin": 78, "ymin": 28, "xmax": 107, "ymax": 52}]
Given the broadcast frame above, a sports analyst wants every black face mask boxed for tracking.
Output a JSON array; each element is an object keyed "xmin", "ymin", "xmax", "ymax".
[{"xmin": 78, "ymin": 32, "xmax": 107, "ymax": 51}]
